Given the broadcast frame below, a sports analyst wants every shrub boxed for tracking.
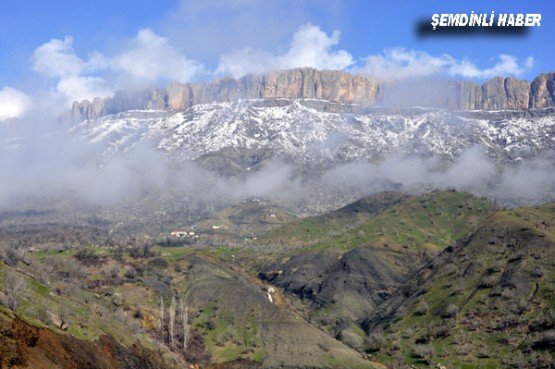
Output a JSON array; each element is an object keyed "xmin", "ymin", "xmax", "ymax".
[
  {"xmin": 364, "ymin": 330, "xmax": 385, "ymax": 353},
  {"xmin": 442, "ymin": 304, "xmax": 459, "ymax": 319},
  {"xmin": 2, "ymin": 270, "xmax": 25, "ymax": 311},
  {"xmin": 124, "ymin": 267, "xmax": 138, "ymax": 280},
  {"xmin": 531, "ymin": 266, "xmax": 544, "ymax": 278},
  {"xmin": 74, "ymin": 248, "xmax": 99, "ymax": 265},
  {"xmin": 532, "ymin": 330, "xmax": 555, "ymax": 350},
  {"xmin": 414, "ymin": 299, "xmax": 429, "ymax": 316},
  {"xmin": 133, "ymin": 306, "xmax": 144, "ymax": 320},
  {"xmin": 412, "ymin": 344, "xmax": 435, "ymax": 360}
]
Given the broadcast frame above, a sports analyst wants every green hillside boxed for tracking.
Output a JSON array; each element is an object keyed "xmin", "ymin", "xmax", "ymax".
[
  {"xmin": 0, "ymin": 242, "xmax": 379, "ymax": 368},
  {"xmin": 6, "ymin": 190, "xmax": 555, "ymax": 369},
  {"xmin": 364, "ymin": 203, "xmax": 555, "ymax": 368},
  {"xmin": 261, "ymin": 190, "xmax": 494, "ymax": 254},
  {"xmin": 254, "ymin": 191, "xmax": 496, "ymax": 351}
]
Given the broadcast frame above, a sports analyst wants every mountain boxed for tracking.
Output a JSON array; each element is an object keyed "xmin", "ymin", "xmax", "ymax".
[
  {"xmin": 67, "ymin": 68, "xmax": 555, "ymax": 173},
  {"xmin": 3, "ymin": 67, "xmax": 555, "ymax": 369},
  {"xmin": 0, "ymin": 188, "xmax": 552, "ymax": 369},
  {"xmin": 193, "ymin": 197, "xmax": 297, "ymax": 242},
  {"xmin": 72, "ymin": 97, "xmax": 555, "ymax": 166},
  {"xmin": 255, "ymin": 191, "xmax": 496, "ymax": 350},
  {"xmin": 362, "ymin": 201, "xmax": 555, "ymax": 368},
  {"xmin": 182, "ymin": 254, "xmax": 379, "ymax": 369},
  {"xmin": 70, "ymin": 68, "xmax": 380, "ymax": 122},
  {"xmin": 67, "ymin": 95, "xmax": 555, "ymax": 212},
  {"xmin": 2, "ymin": 68, "xmax": 553, "ymax": 216},
  {"xmin": 70, "ymin": 68, "xmax": 555, "ymax": 122}
]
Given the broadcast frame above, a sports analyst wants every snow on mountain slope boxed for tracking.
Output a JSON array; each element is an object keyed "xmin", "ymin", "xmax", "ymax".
[{"xmin": 70, "ymin": 99, "xmax": 555, "ymax": 168}]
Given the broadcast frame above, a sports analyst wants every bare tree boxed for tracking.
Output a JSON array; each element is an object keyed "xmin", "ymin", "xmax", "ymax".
[
  {"xmin": 160, "ymin": 296, "xmax": 165, "ymax": 342},
  {"xmin": 59, "ymin": 300, "xmax": 68, "ymax": 330},
  {"xmin": 169, "ymin": 295, "xmax": 176, "ymax": 349},
  {"xmin": 2, "ymin": 270, "xmax": 25, "ymax": 311},
  {"xmin": 181, "ymin": 299, "xmax": 189, "ymax": 353}
]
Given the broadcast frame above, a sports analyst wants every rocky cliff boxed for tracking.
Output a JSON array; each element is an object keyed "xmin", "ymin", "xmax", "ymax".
[
  {"xmin": 71, "ymin": 68, "xmax": 380, "ymax": 121},
  {"xmin": 377, "ymin": 76, "xmax": 533, "ymax": 111},
  {"xmin": 530, "ymin": 72, "xmax": 555, "ymax": 108},
  {"xmin": 70, "ymin": 69, "xmax": 555, "ymax": 122}
]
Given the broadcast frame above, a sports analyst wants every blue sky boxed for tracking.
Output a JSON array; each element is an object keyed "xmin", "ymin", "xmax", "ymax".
[{"xmin": 0, "ymin": 0, "xmax": 554, "ymax": 120}]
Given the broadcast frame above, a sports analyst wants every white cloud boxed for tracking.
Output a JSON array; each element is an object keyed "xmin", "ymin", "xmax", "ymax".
[
  {"xmin": 55, "ymin": 75, "xmax": 111, "ymax": 103},
  {"xmin": 217, "ymin": 48, "xmax": 277, "ymax": 78},
  {"xmin": 216, "ymin": 23, "xmax": 354, "ymax": 78},
  {"xmin": 438, "ymin": 145, "xmax": 496, "ymax": 190},
  {"xmin": 358, "ymin": 48, "xmax": 453, "ymax": 79},
  {"xmin": 110, "ymin": 29, "xmax": 205, "ymax": 88},
  {"xmin": 281, "ymin": 24, "xmax": 353, "ymax": 71},
  {"xmin": 30, "ymin": 36, "xmax": 111, "ymax": 104},
  {"xmin": 31, "ymin": 36, "xmax": 87, "ymax": 78},
  {"xmin": 358, "ymin": 48, "xmax": 533, "ymax": 80},
  {"xmin": 0, "ymin": 87, "xmax": 31, "ymax": 121},
  {"xmin": 448, "ymin": 54, "xmax": 534, "ymax": 79},
  {"xmin": 27, "ymin": 29, "xmax": 203, "ymax": 111}
]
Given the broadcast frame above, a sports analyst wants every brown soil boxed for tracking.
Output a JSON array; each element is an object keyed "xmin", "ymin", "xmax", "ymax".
[{"xmin": 0, "ymin": 312, "xmax": 173, "ymax": 369}]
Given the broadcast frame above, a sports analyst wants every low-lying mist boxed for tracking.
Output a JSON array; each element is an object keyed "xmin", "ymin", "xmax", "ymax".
[
  {"xmin": 323, "ymin": 147, "xmax": 555, "ymax": 205},
  {"xmin": 2, "ymin": 113, "xmax": 555, "ymax": 216}
]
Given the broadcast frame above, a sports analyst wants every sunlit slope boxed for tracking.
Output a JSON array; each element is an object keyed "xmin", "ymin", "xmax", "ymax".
[
  {"xmin": 364, "ymin": 202, "xmax": 555, "ymax": 368},
  {"xmin": 256, "ymin": 191, "xmax": 496, "ymax": 350},
  {"xmin": 0, "ymin": 245, "xmax": 380, "ymax": 369},
  {"xmin": 183, "ymin": 254, "xmax": 380, "ymax": 369},
  {"xmin": 261, "ymin": 191, "xmax": 494, "ymax": 254}
]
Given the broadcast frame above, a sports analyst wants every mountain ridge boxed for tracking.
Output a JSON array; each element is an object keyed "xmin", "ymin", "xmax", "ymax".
[{"xmin": 70, "ymin": 68, "xmax": 555, "ymax": 122}]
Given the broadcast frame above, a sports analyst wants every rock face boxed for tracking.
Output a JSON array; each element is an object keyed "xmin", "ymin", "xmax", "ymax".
[
  {"xmin": 377, "ymin": 77, "xmax": 532, "ymax": 111},
  {"xmin": 70, "ymin": 69, "xmax": 555, "ymax": 122},
  {"xmin": 71, "ymin": 68, "xmax": 380, "ymax": 121},
  {"xmin": 447, "ymin": 80, "xmax": 483, "ymax": 110},
  {"xmin": 481, "ymin": 77, "xmax": 531, "ymax": 110},
  {"xmin": 529, "ymin": 72, "xmax": 555, "ymax": 108}
]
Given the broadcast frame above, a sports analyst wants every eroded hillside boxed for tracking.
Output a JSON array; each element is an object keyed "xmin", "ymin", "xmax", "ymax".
[{"xmin": 1, "ymin": 191, "xmax": 554, "ymax": 368}]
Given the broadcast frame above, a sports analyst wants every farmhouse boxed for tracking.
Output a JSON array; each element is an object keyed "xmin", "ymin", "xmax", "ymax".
[{"xmin": 171, "ymin": 230, "xmax": 196, "ymax": 237}]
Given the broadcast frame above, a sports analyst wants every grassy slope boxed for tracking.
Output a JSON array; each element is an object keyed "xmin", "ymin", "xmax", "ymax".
[
  {"xmin": 10, "ymin": 190, "xmax": 548, "ymax": 369},
  {"xmin": 0, "ymin": 256, "xmax": 170, "ymax": 348},
  {"xmin": 0, "ymin": 244, "xmax": 379, "ymax": 369},
  {"xmin": 250, "ymin": 191, "xmax": 496, "ymax": 350},
  {"xmin": 260, "ymin": 191, "xmax": 494, "ymax": 255},
  {"xmin": 364, "ymin": 202, "xmax": 555, "ymax": 368},
  {"xmin": 183, "ymin": 254, "xmax": 379, "ymax": 368}
]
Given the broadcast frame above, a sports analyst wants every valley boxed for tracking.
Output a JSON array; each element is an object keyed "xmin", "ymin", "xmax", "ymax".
[
  {"xmin": 1, "ymin": 68, "xmax": 555, "ymax": 368},
  {"xmin": 1, "ymin": 189, "xmax": 554, "ymax": 368}
]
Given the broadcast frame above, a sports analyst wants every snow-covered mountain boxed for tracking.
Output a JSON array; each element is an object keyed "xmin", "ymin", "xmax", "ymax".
[
  {"xmin": 71, "ymin": 98, "xmax": 555, "ymax": 170},
  {"xmin": 2, "ymin": 94, "xmax": 555, "ymax": 213}
]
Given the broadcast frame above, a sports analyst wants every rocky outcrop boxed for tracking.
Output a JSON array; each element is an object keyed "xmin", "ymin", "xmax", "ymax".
[
  {"xmin": 529, "ymin": 72, "xmax": 555, "ymax": 108},
  {"xmin": 481, "ymin": 76, "xmax": 530, "ymax": 110},
  {"xmin": 448, "ymin": 80, "xmax": 483, "ymax": 110},
  {"xmin": 504, "ymin": 77, "xmax": 531, "ymax": 110},
  {"xmin": 403, "ymin": 73, "xmax": 555, "ymax": 111},
  {"xmin": 378, "ymin": 77, "xmax": 532, "ymax": 111},
  {"xmin": 71, "ymin": 68, "xmax": 380, "ymax": 122},
  {"xmin": 70, "ymin": 69, "xmax": 555, "ymax": 122}
]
